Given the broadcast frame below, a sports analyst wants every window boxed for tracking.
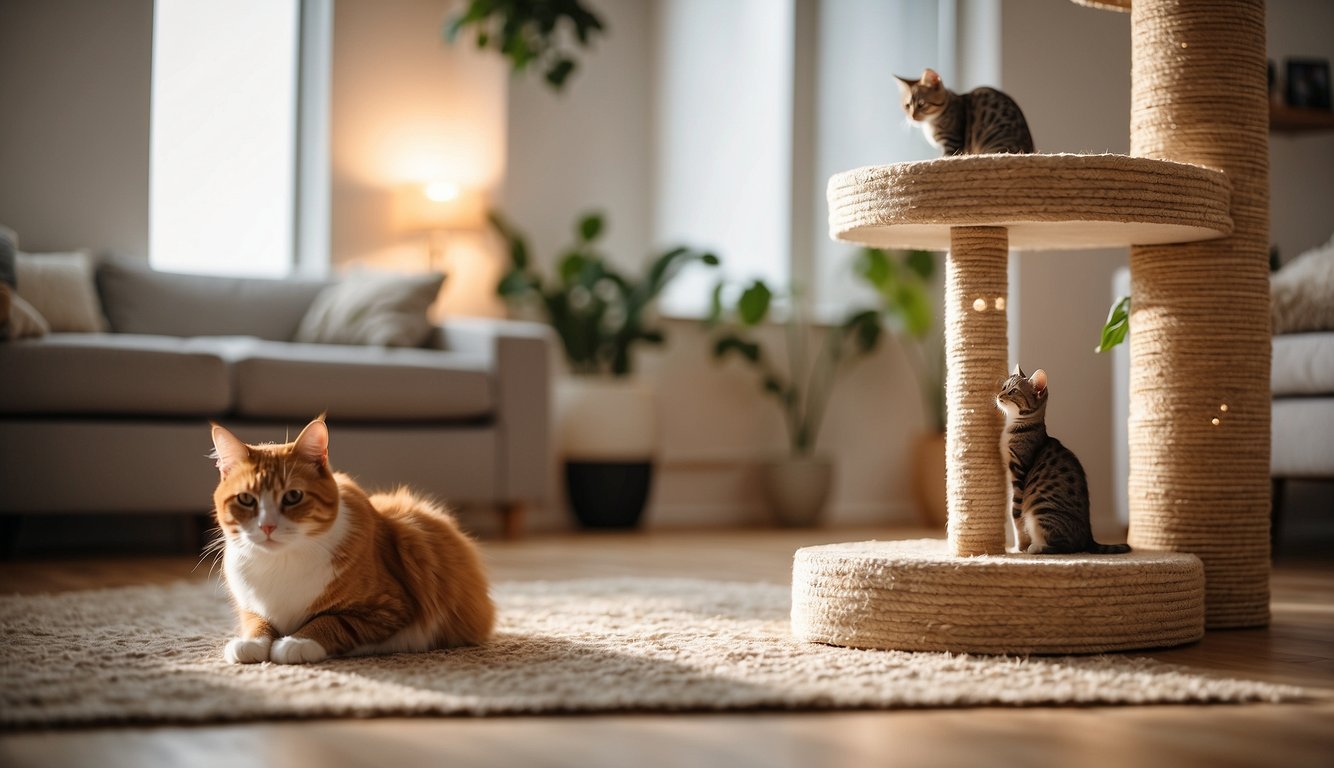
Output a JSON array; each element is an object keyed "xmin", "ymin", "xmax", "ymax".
[
  {"xmin": 150, "ymin": 0, "xmax": 300, "ymax": 277},
  {"xmin": 653, "ymin": 0, "xmax": 958, "ymax": 318}
]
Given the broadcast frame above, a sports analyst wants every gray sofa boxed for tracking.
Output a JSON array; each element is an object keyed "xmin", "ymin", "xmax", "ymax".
[{"xmin": 0, "ymin": 262, "xmax": 551, "ymax": 538}]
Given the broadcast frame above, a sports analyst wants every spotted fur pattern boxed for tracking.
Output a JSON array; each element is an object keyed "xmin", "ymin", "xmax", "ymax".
[
  {"xmin": 210, "ymin": 416, "xmax": 495, "ymax": 664},
  {"xmin": 896, "ymin": 68, "xmax": 1035, "ymax": 155},
  {"xmin": 996, "ymin": 367, "xmax": 1130, "ymax": 555}
]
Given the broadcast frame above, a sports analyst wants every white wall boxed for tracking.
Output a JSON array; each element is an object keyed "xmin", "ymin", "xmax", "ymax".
[
  {"xmin": 0, "ymin": 0, "xmax": 153, "ymax": 259},
  {"xmin": 499, "ymin": 0, "xmax": 655, "ymax": 278},
  {"xmin": 330, "ymin": 0, "xmax": 508, "ymax": 317}
]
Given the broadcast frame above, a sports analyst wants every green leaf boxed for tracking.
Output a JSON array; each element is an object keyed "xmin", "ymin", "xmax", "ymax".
[
  {"xmin": 558, "ymin": 252, "xmax": 593, "ymax": 286},
  {"xmin": 896, "ymin": 283, "xmax": 932, "ymax": 338},
  {"xmin": 496, "ymin": 270, "xmax": 533, "ymax": 298},
  {"xmin": 855, "ymin": 248, "xmax": 891, "ymax": 289},
  {"xmin": 844, "ymin": 310, "xmax": 882, "ymax": 353},
  {"xmin": 546, "ymin": 58, "xmax": 576, "ymax": 89},
  {"xmin": 701, "ymin": 252, "xmax": 720, "ymax": 266},
  {"xmin": 705, "ymin": 281, "xmax": 725, "ymax": 326},
  {"xmin": 737, "ymin": 281, "xmax": 772, "ymax": 326},
  {"xmin": 906, "ymin": 250, "xmax": 936, "ymax": 280},
  {"xmin": 577, "ymin": 212, "xmax": 604, "ymax": 243},
  {"xmin": 510, "ymin": 238, "xmax": 529, "ymax": 270},
  {"xmin": 1095, "ymin": 295, "xmax": 1131, "ymax": 353}
]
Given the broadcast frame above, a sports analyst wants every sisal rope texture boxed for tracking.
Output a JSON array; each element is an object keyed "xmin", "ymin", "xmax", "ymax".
[
  {"xmin": 1126, "ymin": 0, "xmax": 1272, "ymax": 629},
  {"xmin": 792, "ymin": 540, "xmax": 1205, "ymax": 654}
]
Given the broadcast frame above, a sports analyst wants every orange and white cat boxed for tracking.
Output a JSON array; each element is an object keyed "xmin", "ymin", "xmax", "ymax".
[{"xmin": 209, "ymin": 416, "xmax": 494, "ymax": 665}]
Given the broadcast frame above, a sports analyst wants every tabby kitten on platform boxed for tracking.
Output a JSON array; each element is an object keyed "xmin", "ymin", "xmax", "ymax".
[
  {"xmin": 996, "ymin": 366, "xmax": 1131, "ymax": 555},
  {"xmin": 209, "ymin": 416, "xmax": 494, "ymax": 664},
  {"xmin": 896, "ymin": 68, "xmax": 1035, "ymax": 155}
]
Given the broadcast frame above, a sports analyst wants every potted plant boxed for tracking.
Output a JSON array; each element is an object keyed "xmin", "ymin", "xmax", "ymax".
[
  {"xmin": 491, "ymin": 209, "xmax": 718, "ymax": 528},
  {"xmin": 445, "ymin": 0, "xmax": 606, "ymax": 92},
  {"xmin": 704, "ymin": 280, "xmax": 883, "ymax": 526},
  {"xmin": 852, "ymin": 247, "xmax": 945, "ymax": 529}
]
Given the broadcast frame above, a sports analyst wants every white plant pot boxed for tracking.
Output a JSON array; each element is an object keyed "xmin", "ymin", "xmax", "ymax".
[
  {"xmin": 555, "ymin": 375, "xmax": 658, "ymax": 528},
  {"xmin": 761, "ymin": 454, "xmax": 834, "ymax": 528},
  {"xmin": 555, "ymin": 375, "xmax": 657, "ymax": 461}
]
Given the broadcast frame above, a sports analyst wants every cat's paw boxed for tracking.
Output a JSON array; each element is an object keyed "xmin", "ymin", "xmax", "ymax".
[
  {"xmin": 224, "ymin": 636, "xmax": 272, "ymax": 664},
  {"xmin": 270, "ymin": 636, "xmax": 328, "ymax": 665}
]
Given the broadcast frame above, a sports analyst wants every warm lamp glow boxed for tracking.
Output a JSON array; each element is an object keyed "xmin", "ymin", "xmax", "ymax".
[
  {"xmin": 424, "ymin": 181, "xmax": 460, "ymax": 203},
  {"xmin": 393, "ymin": 182, "xmax": 487, "ymax": 233}
]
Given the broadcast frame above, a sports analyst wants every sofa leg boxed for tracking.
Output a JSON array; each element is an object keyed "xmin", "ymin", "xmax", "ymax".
[{"xmin": 500, "ymin": 503, "xmax": 525, "ymax": 541}]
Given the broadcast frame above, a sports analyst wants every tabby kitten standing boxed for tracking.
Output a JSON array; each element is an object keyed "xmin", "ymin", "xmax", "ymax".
[
  {"xmin": 996, "ymin": 366, "xmax": 1130, "ymax": 555},
  {"xmin": 896, "ymin": 68, "xmax": 1035, "ymax": 155},
  {"xmin": 210, "ymin": 416, "xmax": 495, "ymax": 664}
]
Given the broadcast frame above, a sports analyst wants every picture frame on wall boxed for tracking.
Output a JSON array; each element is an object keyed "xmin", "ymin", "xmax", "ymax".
[{"xmin": 1284, "ymin": 58, "xmax": 1331, "ymax": 110}]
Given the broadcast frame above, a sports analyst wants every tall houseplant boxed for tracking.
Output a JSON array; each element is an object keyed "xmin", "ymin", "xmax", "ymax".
[
  {"xmin": 705, "ymin": 280, "xmax": 883, "ymax": 525},
  {"xmin": 491, "ymin": 209, "xmax": 718, "ymax": 528}
]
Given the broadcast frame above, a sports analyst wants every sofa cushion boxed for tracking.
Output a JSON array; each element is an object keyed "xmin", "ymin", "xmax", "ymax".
[
  {"xmin": 97, "ymin": 262, "xmax": 331, "ymax": 341},
  {"xmin": 1272, "ymin": 396, "xmax": 1334, "ymax": 477},
  {"xmin": 0, "ymin": 333, "xmax": 234, "ymax": 416},
  {"xmin": 1272, "ymin": 332, "xmax": 1334, "ymax": 397},
  {"xmin": 295, "ymin": 271, "xmax": 444, "ymax": 347},
  {"xmin": 232, "ymin": 340, "xmax": 493, "ymax": 421},
  {"xmin": 15, "ymin": 251, "xmax": 109, "ymax": 332}
]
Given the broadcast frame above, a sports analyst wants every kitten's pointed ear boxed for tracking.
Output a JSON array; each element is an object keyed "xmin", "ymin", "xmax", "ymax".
[
  {"xmin": 1012, "ymin": 363, "xmax": 1024, "ymax": 377},
  {"xmin": 210, "ymin": 423, "xmax": 249, "ymax": 478},
  {"xmin": 894, "ymin": 73, "xmax": 914, "ymax": 93},
  {"xmin": 923, "ymin": 68, "xmax": 942, "ymax": 86},
  {"xmin": 1031, "ymin": 368, "xmax": 1048, "ymax": 393},
  {"xmin": 292, "ymin": 416, "xmax": 329, "ymax": 468}
]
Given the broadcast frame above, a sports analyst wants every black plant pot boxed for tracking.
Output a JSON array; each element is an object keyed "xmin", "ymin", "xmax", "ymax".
[{"xmin": 565, "ymin": 460, "xmax": 653, "ymax": 529}]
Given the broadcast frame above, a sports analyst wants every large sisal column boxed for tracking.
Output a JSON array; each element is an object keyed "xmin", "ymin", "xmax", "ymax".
[
  {"xmin": 945, "ymin": 226, "xmax": 1009, "ymax": 556},
  {"xmin": 1127, "ymin": 0, "xmax": 1271, "ymax": 627}
]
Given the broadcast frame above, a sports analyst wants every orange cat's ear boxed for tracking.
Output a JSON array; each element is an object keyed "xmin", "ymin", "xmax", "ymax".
[
  {"xmin": 894, "ymin": 73, "xmax": 915, "ymax": 92},
  {"xmin": 1031, "ymin": 368, "xmax": 1048, "ymax": 393},
  {"xmin": 922, "ymin": 68, "xmax": 941, "ymax": 87},
  {"xmin": 292, "ymin": 416, "xmax": 329, "ymax": 468},
  {"xmin": 211, "ymin": 423, "xmax": 249, "ymax": 478}
]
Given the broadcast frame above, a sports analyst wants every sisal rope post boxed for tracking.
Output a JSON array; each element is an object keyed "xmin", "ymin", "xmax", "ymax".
[
  {"xmin": 1127, "ymin": 0, "xmax": 1271, "ymax": 628},
  {"xmin": 945, "ymin": 226, "xmax": 1009, "ymax": 556}
]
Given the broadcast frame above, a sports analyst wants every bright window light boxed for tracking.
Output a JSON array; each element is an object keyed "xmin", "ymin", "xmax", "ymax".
[{"xmin": 150, "ymin": 0, "xmax": 299, "ymax": 277}]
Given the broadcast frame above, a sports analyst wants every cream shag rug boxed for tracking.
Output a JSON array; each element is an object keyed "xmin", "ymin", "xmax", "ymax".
[{"xmin": 0, "ymin": 577, "xmax": 1302, "ymax": 728}]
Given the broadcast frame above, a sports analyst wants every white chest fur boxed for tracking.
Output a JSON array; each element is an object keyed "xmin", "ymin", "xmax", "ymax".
[{"xmin": 223, "ymin": 503, "xmax": 350, "ymax": 636}]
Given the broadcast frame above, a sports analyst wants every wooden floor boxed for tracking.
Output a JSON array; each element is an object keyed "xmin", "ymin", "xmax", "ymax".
[{"xmin": 2, "ymin": 527, "xmax": 1332, "ymax": 768}]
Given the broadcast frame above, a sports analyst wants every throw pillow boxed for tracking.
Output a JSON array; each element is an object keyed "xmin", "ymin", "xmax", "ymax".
[
  {"xmin": 6, "ymin": 292, "xmax": 51, "ymax": 340},
  {"xmin": 14, "ymin": 251, "xmax": 109, "ymax": 333},
  {"xmin": 294, "ymin": 271, "xmax": 445, "ymax": 347},
  {"xmin": 1272, "ymin": 235, "xmax": 1334, "ymax": 335}
]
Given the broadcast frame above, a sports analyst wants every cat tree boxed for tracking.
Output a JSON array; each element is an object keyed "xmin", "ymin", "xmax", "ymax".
[{"xmin": 792, "ymin": 0, "xmax": 1270, "ymax": 653}]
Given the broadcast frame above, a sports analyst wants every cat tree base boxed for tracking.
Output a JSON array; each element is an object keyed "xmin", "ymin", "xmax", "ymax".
[{"xmin": 791, "ymin": 540, "xmax": 1205, "ymax": 655}]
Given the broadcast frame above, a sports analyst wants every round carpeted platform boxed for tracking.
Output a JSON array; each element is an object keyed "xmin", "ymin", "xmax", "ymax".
[
  {"xmin": 791, "ymin": 540, "xmax": 1206, "ymax": 655},
  {"xmin": 827, "ymin": 153, "xmax": 1232, "ymax": 251}
]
